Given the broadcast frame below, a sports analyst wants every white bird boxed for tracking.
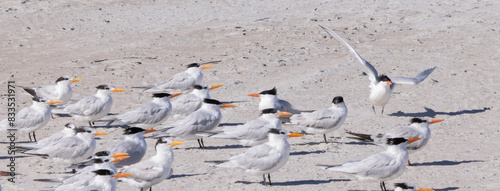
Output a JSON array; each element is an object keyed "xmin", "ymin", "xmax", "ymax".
[
  {"xmin": 49, "ymin": 169, "xmax": 131, "ymax": 191},
  {"xmin": 317, "ymin": 137, "xmax": 422, "ymax": 191},
  {"xmin": 107, "ymin": 127, "xmax": 157, "ymax": 167},
  {"xmin": 346, "ymin": 117, "xmax": 444, "ymax": 165},
  {"xmin": 119, "ymin": 138, "xmax": 183, "ymax": 191},
  {"xmin": 133, "ymin": 63, "xmax": 214, "ymax": 93},
  {"xmin": 20, "ymin": 125, "xmax": 108, "ymax": 165},
  {"xmin": 205, "ymin": 108, "xmax": 292, "ymax": 146},
  {"xmin": 247, "ymin": 87, "xmax": 301, "ymax": 115},
  {"xmin": 15, "ymin": 123, "xmax": 78, "ymax": 150},
  {"xmin": 394, "ymin": 183, "xmax": 434, "ymax": 191},
  {"xmin": 319, "ymin": 24, "xmax": 437, "ymax": 115},
  {"xmin": 150, "ymin": 98, "xmax": 237, "ymax": 148},
  {"xmin": 0, "ymin": 96, "xmax": 62, "ymax": 142},
  {"xmin": 53, "ymin": 84, "xmax": 126, "ymax": 127},
  {"xmin": 206, "ymin": 128, "xmax": 304, "ymax": 186},
  {"xmin": 290, "ymin": 96, "xmax": 348, "ymax": 143},
  {"xmin": 104, "ymin": 93, "xmax": 182, "ymax": 128},
  {"xmin": 170, "ymin": 84, "xmax": 223, "ymax": 120},
  {"xmin": 19, "ymin": 76, "xmax": 83, "ymax": 104}
]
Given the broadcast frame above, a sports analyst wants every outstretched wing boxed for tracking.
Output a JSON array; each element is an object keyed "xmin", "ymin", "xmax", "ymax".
[
  {"xmin": 391, "ymin": 67, "xmax": 436, "ymax": 85},
  {"xmin": 319, "ymin": 24, "xmax": 379, "ymax": 83}
]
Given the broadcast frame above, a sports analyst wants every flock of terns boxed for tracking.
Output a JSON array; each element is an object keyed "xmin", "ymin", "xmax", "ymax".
[{"xmin": 0, "ymin": 25, "xmax": 442, "ymax": 191}]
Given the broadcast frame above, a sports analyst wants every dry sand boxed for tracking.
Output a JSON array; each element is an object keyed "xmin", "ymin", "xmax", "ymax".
[{"xmin": 1, "ymin": 0, "xmax": 499, "ymax": 190}]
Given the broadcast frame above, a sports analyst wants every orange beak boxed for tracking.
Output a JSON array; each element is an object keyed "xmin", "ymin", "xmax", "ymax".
[
  {"xmin": 70, "ymin": 78, "xmax": 83, "ymax": 82},
  {"xmin": 209, "ymin": 85, "xmax": 224, "ymax": 90},
  {"xmin": 47, "ymin": 100, "xmax": 63, "ymax": 105},
  {"xmin": 113, "ymin": 173, "xmax": 133, "ymax": 178},
  {"xmin": 93, "ymin": 131, "xmax": 109, "ymax": 136},
  {"xmin": 169, "ymin": 141, "xmax": 184, "ymax": 146},
  {"xmin": 247, "ymin": 93, "xmax": 260, "ymax": 97},
  {"xmin": 145, "ymin": 129, "xmax": 158, "ymax": 134},
  {"xmin": 200, "ymin": 65, "xmax": 214, "ymax": 69},
  {"xmin": 429, "ymin": 119, "xmax": 444, "ymax": 124},
  {"xmin": 170, "ymin": 93, "xmax": 183, "ymax": 98},
  {"xmin": 416, "ymin": 187, "xmax": 434, "ymax": 191},
  {"xmin": 110, "ymin": 153, "xmax": 128, "ymax": 158},
  {"xmin": 407, "ymin": 137, "xmax": 422, "ymax": 144},
  {"xmin": 112, "ymin": 156, "xmax": 130, "ymax": 163},
  {"xmin": 386, "ymin": 81, "xmax": 392, "ymax": 85},
  {"xmin": 0, "ymin": 171, "xmax": 10, "ymax": 176},
  {"xmin": 288, "ymin": 132, "xmax": 305, "ymax": 138},
  {"xmin": 220, "ymin": 104, "xmax": 237, "ymax": 108},
  {"xmin": 276, "ymin": 111, "xmax": 292, "ymax": 116},
  {"xmin": 111, "ymin": 88, "xmax": 126, "ymax": 92}
]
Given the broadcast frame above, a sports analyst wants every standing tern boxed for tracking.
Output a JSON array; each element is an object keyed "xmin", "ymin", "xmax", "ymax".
[
  {"xmin": 20, "ymin": 125, "xmax": 108, "ymax": 165},
  {"xmin": 119, "ymin": 138, "xmax": 183, "ymax": 191},
  {"xmin": 150, "ymin": 98, "xmax": 237, "ymax": 148},
  {"xmin": 247, "ymin": 87, "xmax": 300, "ymax": 115},
  {"xmin": 53, "ymin": 84, "xmax": 126, "ymax": 127},
  {"xmin": 104, "ymin": 93, "xmax": 182, "ymax": 128},
  {"xmin": 107, "ymin": 127, "xmax": 157, "ymax": 167},
  {"xmin": 317, "ymin": 137, "xmax": 422, "ymax": 191},
  {"xmin": 346, "ymin": 117, "xmax": 444, "ymax": 165},
  {"xmin": 0, "ymin": 96, "xmax": 62, "ymax": 142},
  {"xmin": 170, "ymin": 84, "xmax": 223, "ymax": 120},
  {"xmin": 15, "ymin": 123, "xmax": 77, "ymax": 150},
  {"xmin": 18, "ymin": 76, "xmax": 83, "ymax": 104},
  {"xmin": 205, "ymin": 108, "xmax": 292, "ymax": 146},
  {"xmin": 206, "ymin": 128, "xmax": 304, "ymax": 186},
  {"xmin": 133, "ymin": 63, "xmax": 214, "ymax": 93},
  {"xmin": 290, "ymin": 96, "xmax": 347, "ymax": 143},
  {"xmin": 395, "ymin": 183, "xmax": 434, "ymax": 191},
  {"xmin": 318, "ymin": 24, "xmax": 436, "ymax": 115}
]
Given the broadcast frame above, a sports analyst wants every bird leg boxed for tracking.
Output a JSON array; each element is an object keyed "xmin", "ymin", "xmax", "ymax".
[
  {"xmin": 379, "ymin": 181, "xmax": 387, "ymax": 191},
  {"xmin": 28, "ymin": 133, "xmax": 33, "ymax": 142},
  {"xmin": 33, "ymin": 131, "xmax": 37, "ymax": 142},
  {"xmin": 262, "ymin": 174, "xmax": 267, "ymax": 186},
  {"xmin": 323, "ymin": 134, "xmax": 328, "ymax": 143},
  {"xmin": 407, "ymin": 159, "xmax": 412, "ymax": 166},
  {"xmin": 197, "ymin": 139, "xmax": 205, "ymax": 148},
  {"xmin": 381, "ymin": 106, "xmax": 385, "ymax": 115},
  {"xmin": 268, "ymin": 174, "xmax": 272, "ymax": 186},
  {"xmin": 372, "ymin": 105, "xmax": 377, "ymax": 115},
  {"xmin": 89, "ymin": 121, "xmax": 95, "ymax": 128}
]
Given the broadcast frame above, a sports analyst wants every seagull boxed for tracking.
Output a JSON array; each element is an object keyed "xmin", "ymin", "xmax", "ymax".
[
  {"xmin": 394, "ymin": 183, "xmax": 434, "ymax": 191},
  {"xmin": 104, "ymin": 93, "xmax": 182, "ymax": 128},
  {"xmin": 19, "ymin": 125, "xmax": 108, "ymax": 165},
  {"xmin": 205, "ymin": 108, "xmax": 292, "ymax": 146},
  {"xmin": 119, "ymin": 138, "xmax": 183, "ymax": 191},
  {"xmin": 149, "ymin": 98, "xmax": 237, "ymax": 148},
  {"xmin": 107, "ymin": 127, "xmax": 158, "ymax": 167},
  {"xmin": 247, "ymin": 87, "xmax": 301, "ymax": 115},
  {"xmin": 346, "ymin": 117, "xmax": 444, "ymax": 165},
  {"xmin": 0, "ymin": 96, "xmax": 62, "ymax": 142},
  {"xmin": 205, "ymin": 128, "xmax": 304, "ymax": 186},
  {"xmin": 133, "ymin": 63, "xmax": 214, "ymax": 93},
  {"xmin": 18, "ymin": 76, "xmax": 83, "ymax": 104},
  {"xmin": 53, "ymin": 84, "xmax": 126, "ymax": 127},
  {"xmin": 319, "ymin": 24, "xmax": 437, "ymax": 115},
  {"xmin": 170, "ymin": 84, "xmax": 223, "ymax": 120},
  {"xmin": 290, "ymin": 96, "xmax": 348, "ymax": 143},
  {"xmin": 317, "ymin": 137, "xmax": 422, "ymax": 191}
]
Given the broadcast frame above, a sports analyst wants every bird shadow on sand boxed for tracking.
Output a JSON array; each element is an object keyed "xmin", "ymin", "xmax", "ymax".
[
  {"xmin": 388, "ymin": 107, "xmax": 491, "ymax": 118},
  {"xmin": 182, "ymin": 144, "xmax": 248, "ymax": 150},
  {"xmin": 170, "ymin": 173, "xmax": 206, "ymax": 179},
  {"xmin": 218, "ymin": 123, "xmax": 245, "ymax": 127},
  {"xmin": 411, "ymin": 160, "xmax": 483, "ymax": 166},
  {"xmin": 434, "ymin": 187, "xmax": 460, "ymax": 191},
  {"xmin": 235, "ymin": 178, "xmax": 350, "ymax": 186},
  {"xmin": 290, "ymin": 150, "xmax": 326, "ymax": 156},
  {"xmin": 0, "ymin": 156, "xmax": 29, "ymax": 159}
]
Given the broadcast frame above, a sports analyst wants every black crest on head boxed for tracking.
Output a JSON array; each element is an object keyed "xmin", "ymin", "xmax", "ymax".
[
  {"xmin": 55, "ymin": 77, "xmax": 69, "ymax": 83},
  {"xmin": 386, "ymin": 137, "xmax": 407, "ymax": 145},
  {"xmin": 394, "ymin": 183, "xmax": 413, "ymax": 189},
  {"xmin": 153, "ymin": 93, "xmax": 171, "ymax": 98},
  {"xmin": 187, "ymin": 63, "xmax": 201, "ymax": 68},
  {"xmin": 124, "ymin": 127, "xmax": 146, "ymax": 135},
  {"xmin": 411, "ymin": 118, "xmax": 426, "ymax": 124},
  {"xmin": 259, "ymin": 87, "xmax": 277, "ymax": 95},
  {"xmin": 32, "ymin": 96, "xmax": 46, "ymax": 102},
  {"xmin": 96, "ymin": 85, "xmax": 110, "ymax": 90},
  {"xmin": 204, "ymin": 98, "xmax": 222, "ymax": 105},
  {"xmin": 93, "ymin": 169, "xmax": 113, "ymax": 176},
  {"xmin": 193, "ymin": 85, "xmax": 204, "ymax": 90},
  {"xmin": 64, "ymin": 123, "xmax": 75, "ymax": 129},
  {"xmin": 94, "ymin": 151, "xmax": 110, "ymax": 157},
  {"xmin": 379, "ymin": 75, "xmax": 391, "ymax": 82},
  {"xmin": 261, "ymin": 108, "xmax": 278, "ymax": 114},
  {"xmin": 75, "ymin": 127, "xmax": 92, "ymax": 134},
  {"xmin": 93, "ymin": 158, "xmax": 105, "ymax": 164},
  {"xmin": 332, "ymin": 96, "xmax": 344, "ymax": 104}
]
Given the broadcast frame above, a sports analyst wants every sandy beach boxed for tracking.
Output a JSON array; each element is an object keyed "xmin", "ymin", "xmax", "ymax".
[{"xmin": 1, "ymin": 0, "xmax": 499, "ymax": 190}]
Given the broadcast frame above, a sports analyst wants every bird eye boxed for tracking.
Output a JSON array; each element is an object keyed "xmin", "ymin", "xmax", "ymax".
[{"xmin": 280, "ymin": 132, "xmax": 285, "ymax": 134}]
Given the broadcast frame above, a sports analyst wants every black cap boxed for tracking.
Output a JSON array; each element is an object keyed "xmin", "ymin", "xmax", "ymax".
[
  {"xmin": 124, "ymin": 127, "xmax": 146, "ymax": 135},
  {"xmin": 203, "ymin": 98, "xmax": 222, "ymax": 105},
  {"xmin": 55, "ymin": 77, "xmax": 69, "ymax": 83},
  {"xmin": 96, "ymin": 85, "xmax": 111, "ymax": 90},
  {"xmin": 332, "ymin": 96, "xmax": 344, "ymax": 104},
  {"xmin": 411, "ymin": 118, "xmax": 426, "ymax": 124},
  {"xmin": 187, "ymin": 63, "xmax": 201, "ymax": 68},
  {"xmin": 261, "ymin": 108, "xmax": 278, "ymax": 114},
  {"xmin": 94, "ymin": 151, "xmax": 111, "ymax": 157},
  {"xmin": 379, "ymin": 75, "xmax": 391, "ymax": 82},
  {"xmin": 153, "ymin": 93, "xmax": 171, "ymax": 98},
  {"xmin": 259, "ymin": 87, "xmax": 277, "ymax": 95},
  {"xmin": 386, "ymin": 137, "xmax": 407, "ymax": 145},
  {"xmin": 93, "ymin": 169, "xmax": 113, "ymax": 176}
]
